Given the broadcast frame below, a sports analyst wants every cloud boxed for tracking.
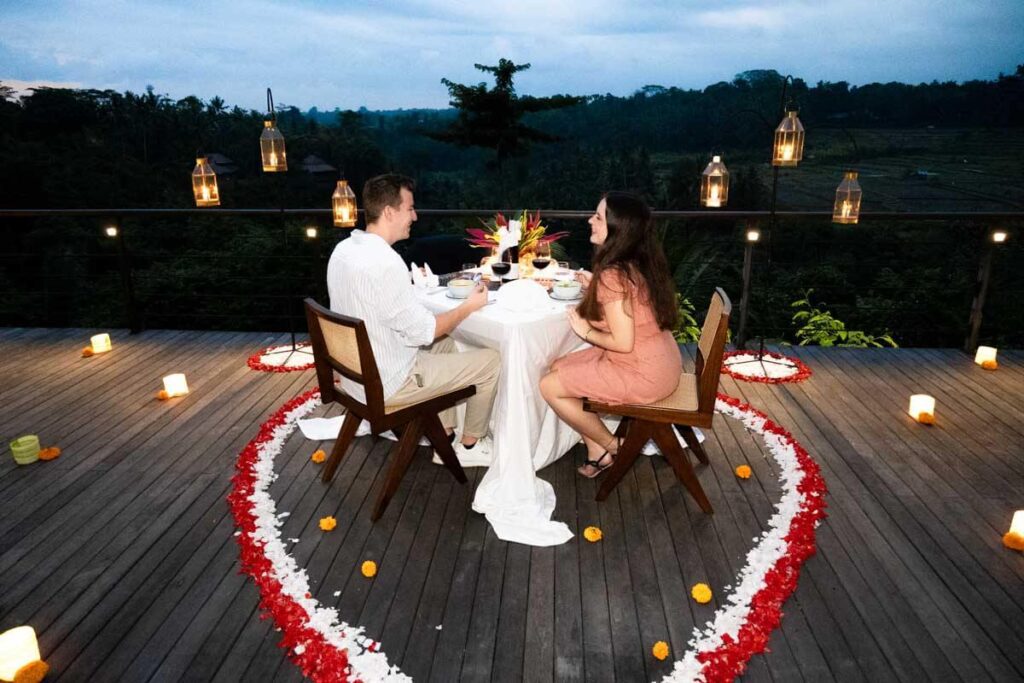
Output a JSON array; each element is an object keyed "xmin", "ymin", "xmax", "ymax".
[
  {"xmin": 0, "ymin": 77, "xmax": 83, "ymax": 98},
  {"xmin": 0, "ymin": 0, "xmax": 1020, "ymax": 109}
]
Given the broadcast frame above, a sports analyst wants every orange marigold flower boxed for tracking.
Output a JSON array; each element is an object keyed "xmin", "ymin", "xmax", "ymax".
[
  {"xmin": 311, "ymin": 449, "xmax": 327, "ymax": 464},
  {"xmin": 81, "ymin": 347, "xmax": 94, "ymax": 357},
  {"xmin": 652, "ymin": 640, "xmax": 670, "ymax": 661},
  {"xmin": 583, "ymin": 526, "xmax": 603, "ymax": 542},
  {"xmin": 361, "ymin": 560, "xmax": 378, "ymax": 578},
  {"xmin": 319, "ymin": 516, "xmax": 337, "ymax": 531},
  {"xmin": 1003, "ymin": 532, "xmax": 1024, "ymax": 551},
  {"xmin": 918, "ymin": 413, "xmax": 936, "ymax": 425},
  {"xmin": 157, "ymin": 389, "xmax": 170, "ymax": 400},
  {"xmin": 38, "ymin": 446, "xmax": 62, "ymax": 461},
  {"xmin": 691, "ymin": 582, "xmax": 713, "ymax": 604},
  {"xmin": 982, "ymin": 359, "xmax": 998, "ymax": 370},
  {"xmin": 735, "ymin": 465, "xmax": 752, "ymax": 479},
  {"xmin": 13, "ymin": 659, "xmax": 49, "ymax": 683}
]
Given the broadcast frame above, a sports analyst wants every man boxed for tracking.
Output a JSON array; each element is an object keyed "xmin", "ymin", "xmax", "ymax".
[{"xmin": 327, "ymin": 173, "xmax": 499, "ymax": 466}]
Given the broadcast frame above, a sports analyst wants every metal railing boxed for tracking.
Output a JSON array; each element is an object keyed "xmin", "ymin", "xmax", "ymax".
[{"xmin": 1, "ymin": 208, "xmax": 1021, "ymax": 351}]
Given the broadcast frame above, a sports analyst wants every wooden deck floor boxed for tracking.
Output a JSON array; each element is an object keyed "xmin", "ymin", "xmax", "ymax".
[{"xmin": 1, "ymin": 328, "xmax": 1022, "ymax": 682}]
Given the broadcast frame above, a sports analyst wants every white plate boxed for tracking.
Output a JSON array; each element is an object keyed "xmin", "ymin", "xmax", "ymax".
[{"xmin": 549, "ymin": 291, "xmax": 583, "ymax": 302}]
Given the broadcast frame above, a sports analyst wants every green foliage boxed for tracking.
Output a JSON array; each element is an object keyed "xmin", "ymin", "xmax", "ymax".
[
  {"xmin": 791, "ymin": 290, "xmax": 898, "ymax": 348},
  {"xmin": 673, "ymin": 294, "xmax": 702, "ymax": 343}
]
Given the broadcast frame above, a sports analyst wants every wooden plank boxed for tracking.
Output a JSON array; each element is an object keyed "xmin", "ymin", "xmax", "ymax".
[
  {"xmin": 549, "ymin": 455, "xmax": 583, "ymax": 683},
  {"xmin": 454, "ymin": 519, "xmax": 509, "ymax": 681},
  {"xmin": 427, "ymin": 474, "xmax": 492, "ymax": 683},
  {"xmin": 395, "ymin": 468, "xmax": 481, "ymax": 681},
  {"xmin": 596, "ymin": 487, "xmax": 646, "ymax": 682},
  {"xmin": 574, "ymin": 461, "xmax": 615, "ymax": 683}
]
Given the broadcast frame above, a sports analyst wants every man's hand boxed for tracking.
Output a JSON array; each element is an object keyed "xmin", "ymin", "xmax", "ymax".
[{"xmin": 462, "ymin": 283, "xmax": 489, "ymax": 312}]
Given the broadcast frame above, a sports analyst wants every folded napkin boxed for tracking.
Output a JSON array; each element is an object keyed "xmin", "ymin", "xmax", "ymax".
[
  {"xmin": 410, "ymin": 262, "xmax": 440, "ymax": 288},
  {"xmin": 495, "ymin": 278, "xmax": 551, "ymax": 312},
  {"xmin": 298, "ymin": 415, "xmax": 429, "ymax": 445}
]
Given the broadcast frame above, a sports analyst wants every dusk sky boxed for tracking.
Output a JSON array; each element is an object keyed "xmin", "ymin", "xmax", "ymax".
[{"xmin": 2, "ymin": 0, "xmax": 1022, "ymax": 111}]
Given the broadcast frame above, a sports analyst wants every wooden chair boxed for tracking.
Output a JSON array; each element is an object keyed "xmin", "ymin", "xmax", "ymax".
[
  {"xmin": 582, "ymin": 288, "xmax": 732, "ymax": 513},
  {"xmin": 304, "ymin": 298, "xmax": 475, "ymax": 520}
]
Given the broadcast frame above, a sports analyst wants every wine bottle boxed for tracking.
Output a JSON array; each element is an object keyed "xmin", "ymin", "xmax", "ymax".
[{"xmin": 504, "ymin": 244, "xmax": 520, "ymax": 280}]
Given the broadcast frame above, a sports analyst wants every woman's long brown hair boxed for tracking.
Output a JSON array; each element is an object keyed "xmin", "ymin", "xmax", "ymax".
[{"xmin": 577, "ymin": 191, "xmax": 678, "ymax": 331}]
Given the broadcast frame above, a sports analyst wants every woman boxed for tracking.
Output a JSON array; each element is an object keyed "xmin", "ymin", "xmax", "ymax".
[{"xmin": 539, "ymin": 192, "xmax": 681, "ymax": 478}]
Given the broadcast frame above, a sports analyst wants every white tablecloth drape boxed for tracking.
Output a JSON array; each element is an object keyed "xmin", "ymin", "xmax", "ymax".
[{"xmin": 419, "ymin": 287, "xmax": 584, "ymax": 546}]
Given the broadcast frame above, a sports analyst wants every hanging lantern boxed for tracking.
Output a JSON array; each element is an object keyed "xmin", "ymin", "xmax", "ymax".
[
  {"xmin": 832, "ymin": 171, "xmax": 862, "ymax": 224},
  {"xmin": 772, "ymin": 110, "xmax": 805, "ymax": 167},
  {"xmin": 104, "ymin": 225, "xmax": 118, "ymax": 238},
  {"xmin": 700, "ymin": 155, "xmax": 730, "ymax": 208},
  {"xmin": 992, "ymin": 230, "xmax": 1008, "ymax": 243},
  {"xmin": 0, "ymin": 626, "xmax": 48, "ymax": 683},
  {"xmin": 191, "ymin": 157, "xmax": 220, "ymax": 207},
  {"xmin": 305, "ymin": 226, "xmax": 318, "ymax": 239},
  {"xmin": 332, "ymin": 180, "xmax": 358, "ymax": 228},
  {"xmin": 260, "ymin": 122, "xmax": 287, "ymax": 172},
  {"xmin": 260, "ymin": 88, "xmax": 287, "ymax": 172}
]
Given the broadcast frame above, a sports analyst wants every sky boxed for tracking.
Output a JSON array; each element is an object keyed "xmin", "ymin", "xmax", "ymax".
[{"xmin": 1, "ymin": 0, "xmax": 1022, "ymax": 111}]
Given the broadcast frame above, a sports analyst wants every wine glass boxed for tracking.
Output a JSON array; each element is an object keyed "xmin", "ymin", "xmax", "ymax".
[
  {"xmin": 491, "ymin": 261, "xmax": 511, "ymax": 279},
  {"xmin": 532, "ymin": 242, "xmax": 552, "ymax": 272}
]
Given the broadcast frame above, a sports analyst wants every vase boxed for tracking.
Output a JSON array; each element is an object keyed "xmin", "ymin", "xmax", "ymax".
[{"xmin": 10, "ymin": 435, "xmax": 40, "ymax": 465}]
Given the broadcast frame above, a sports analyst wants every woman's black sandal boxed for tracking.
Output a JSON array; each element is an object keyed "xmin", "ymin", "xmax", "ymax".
[{"xmin": 578, "ymin": 449, "xmax": 615, "ymax": 479}]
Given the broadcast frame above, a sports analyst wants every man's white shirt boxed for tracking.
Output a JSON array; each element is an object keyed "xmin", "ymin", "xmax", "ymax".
[{"xmin": 326, "ymin": 230, "xmax": 436, "ymax": 401}]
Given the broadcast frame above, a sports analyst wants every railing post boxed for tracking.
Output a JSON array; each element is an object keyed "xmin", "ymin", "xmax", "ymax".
[
  {"xmin": 965, "ymin": 233, "xmax": 994, "ymax": 353},
  {"xmin": 736, "ymin": 220, "xmax": 757, "ymax": 349},
  {"xmin": 114, "ymin": 216, "xmax": 141, "ymax": 333}
]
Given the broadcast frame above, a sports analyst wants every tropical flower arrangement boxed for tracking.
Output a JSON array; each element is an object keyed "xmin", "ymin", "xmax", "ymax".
[{"xmin": 465, "ymin": 210, "xmax": 569, "ymax": 261}]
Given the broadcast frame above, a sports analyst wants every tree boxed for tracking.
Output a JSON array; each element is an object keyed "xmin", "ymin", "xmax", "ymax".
[{"xmin": 429, "ymin": 58, "xmax": 585, "ymax": 168}]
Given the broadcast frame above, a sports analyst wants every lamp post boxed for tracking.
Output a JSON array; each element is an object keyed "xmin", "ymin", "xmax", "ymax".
[
  {"xmin": 735, "ymin": 74, "xmax": 804, "ymax": 349},
  {"xmin": 965, "ymin": 229, "xmax": 1009, "ymax": 353}
]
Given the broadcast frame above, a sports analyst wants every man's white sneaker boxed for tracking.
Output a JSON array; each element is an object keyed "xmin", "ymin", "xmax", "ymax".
[{"xmin": 431, "ymin": 435, "xmax": 493, "ymax": 467}]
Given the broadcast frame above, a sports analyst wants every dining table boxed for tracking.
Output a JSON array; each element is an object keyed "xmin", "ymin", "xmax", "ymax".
[{"xmin": 417, "ymin": 271, "xmax": 586, "ymax": 546}]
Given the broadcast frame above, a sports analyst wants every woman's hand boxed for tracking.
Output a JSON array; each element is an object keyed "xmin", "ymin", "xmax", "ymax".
[
  {"xmin": 575, "ymin": 269, "xmax": 593, "ymax": 288},
  {"xmin": 567, "ymin": 308, "xmax": 592, "ymax": 340}
]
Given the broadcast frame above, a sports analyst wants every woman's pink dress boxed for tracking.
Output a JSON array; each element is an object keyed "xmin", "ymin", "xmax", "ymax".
[{"xmin": 554, "ymin": 268, "xmax": 682, "ymax": 404}]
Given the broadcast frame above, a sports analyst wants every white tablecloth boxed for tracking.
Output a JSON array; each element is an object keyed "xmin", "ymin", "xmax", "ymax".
[{"xmin": 419, "ymin": 284, "xmax": 585, "ymax": 546}]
